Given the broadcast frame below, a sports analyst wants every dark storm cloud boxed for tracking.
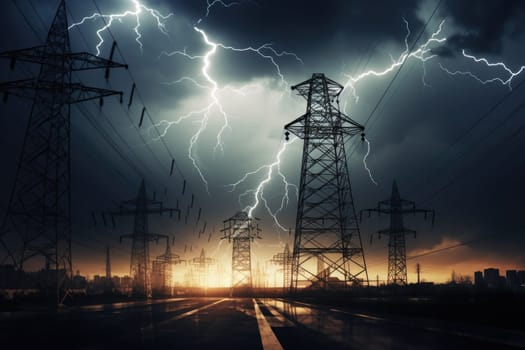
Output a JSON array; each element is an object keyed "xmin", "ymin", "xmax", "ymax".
[
  {"xmin": 184, "ymin": 0, "xmax": 424, "ymax": 42},
  {"xmin": 169, "ymin": 0, "xmax": 425, "ymax": 80},
  {"xmin": 439, "ymin": 0, "xmax": 525, "ymax": 55}
]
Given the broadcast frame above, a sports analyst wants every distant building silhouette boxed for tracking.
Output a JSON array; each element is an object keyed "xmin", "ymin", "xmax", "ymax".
[
  {"xmin": 474, "ymin": 271, "xmax": 484, "ymax": 287},
  {"xmin": 518, "ymin": 271, "xmax": 525, "ymax": 287},
  {"xmin": 120, "ymin": 276, "xmax": 133, "ymax": 290},
  {"xmin": 483, "ymin": 268, "xmax": 500, "ymax": 288},
  {"xmin": 112, "ymin": 276, "xmax": 121, "ymax": 288},
  {"xmin": 506, "ymin": 270, "xmax": 519, "ymax": 289},
  {"xmin": 72, "ymin": 270, "xmax": 87, "ymax": 290}
]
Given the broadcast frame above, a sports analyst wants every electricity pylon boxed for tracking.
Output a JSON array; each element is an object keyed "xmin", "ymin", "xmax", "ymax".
[
  {"xmin": 270, "ymin": 243, "xmax": 292, "ymax": 293},
  {"xmin": 361, "ymin": 180, "xmax": 435, "ymax": 286},
  {"xmin": 191, "ymin": 249, "xmax": 214, "ymax": 290},
  {"xmin": 152, "ymin": 235, "xmax": 183, "ymax": 295},
  {"xmin": 285, "ymin": 73, "xmax": 368, "ymax": 291},
  {"xmin": 0, "ymin": 0, "xmax": 126, "ymax": 304},
  {"xmin": 109, "ymin": 180, "xmax": 180, "ymax": 298},
  {"xmin": 221, "ymin": 211, "xmax": 261, "ymax": 292},
  {"xmin": 104, "ymin": 246, "xmax": 113, "ymax": 294}
]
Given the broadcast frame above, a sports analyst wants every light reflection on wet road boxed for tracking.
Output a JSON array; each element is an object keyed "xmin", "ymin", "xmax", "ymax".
[
  {"xmin": 260, "ymin": 298, "xmax": 525, "ymax": 350},
  {"xmin": 0, "ymin": 297, "xmax": 523, "ymax": 349}
]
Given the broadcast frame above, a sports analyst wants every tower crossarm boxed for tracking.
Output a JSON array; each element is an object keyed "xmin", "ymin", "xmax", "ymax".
[
  {"xmin": 0, "ymin": 47, "xmax": 128, "ymax": 72},
  {"xmin": 220, "ymin": 213, "xmax": 261, "ymax": 242},
  {"xmin": 360, "ymin": 207, "xmax": 392, "ymax": 219},
  {"xmin": 0, "ymin": 79, "xmax": 123, "ymax": 104},
  {"xmin": 0, "ymin": 45, "xmax": 46, "ymax": 66},
  {"xmin": 191, "ymin": 257, "xmax": 214, "ymax": 265},
  {"xmin": 376, "ymin": 227, "xmax": 416, "ymax": 238},
  {"xmin": 68, "ymin": 52, "xmax": 128, "ymax": 71},
  {"xmin": 361, "ymin": 206, "xmax": 435, "ymax": 228},
  {"xmin": 291, "ymin": 74, "xmax": 344, "ymax": 100},
  {"xmin": 286, "ymin": 72, "xmax": 364, "ymax": 140},
  {"xmin": 270, "ymin": 253, "xmax": 287, "ymax": 266},
  {"xmin": 155, "ymin": 235, "xmax": 183, "ymax": 264},
  {"xmin": 68, "ymin": 83, "xmax": 123, "ymax": 103},
  {"xmin": 284, "ymin": 114, "xmax": 363, "ymax": 139},
  {"xmin": 411, "ymin": 208, "xmax": 435, "ymax": 226}
]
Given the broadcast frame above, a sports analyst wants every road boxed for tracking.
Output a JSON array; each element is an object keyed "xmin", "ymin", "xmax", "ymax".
[{"xmin": 0, "ymin": 297, "xmax": 524, "ymax": 349}]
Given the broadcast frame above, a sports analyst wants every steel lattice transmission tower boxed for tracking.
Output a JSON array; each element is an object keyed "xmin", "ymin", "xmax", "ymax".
[
  {"xmin": 110, "ymin": 180, "xmax": 180, "ymax": 297},
  {"xmin": 191, "ymin": 249, "xmax": 214, "ymax": 290},
  {"xmin": 152, "ymin": 236, "xmax": 183, "ymax": 296},
  {"xmin": 361, "ymin": 180, "xmax": 435, "ymax": 286},
  {"xmin": 270, "ymin": 243, "xmax": 292, "ymax": 293},
  {"xmin": 0, "ymin": 0, "xmax": 126, "ymax": 303},
  {"xmin": 104, "ymin": 246, "xmax": 113, "ymax": 293},
  {"xmin": 285, "ymin": 73, "xmax": 368, "ymax": 291},
  {"xmin": 221, "ymin": 212, "xmax": 261, "ymax": 291}
]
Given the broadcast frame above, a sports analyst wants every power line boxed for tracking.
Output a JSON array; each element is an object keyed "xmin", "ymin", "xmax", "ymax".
[
  {"xmin": 12, "ymin": 0, "xmax": 162, "ymax": 188},
  {"xmin": 89, "ymin": 0, "xmax": 196, "ymax": 184},
  {"xmin": 419, "ymin": 97, "xmax": 525, "ymax": 206},
  {"xmin": 405, "ymin": 76, "xmax": 525, "ymax": 198},
  {"xmin": 407, "ymin": 233, "xmax": 500, "ymax": 260},
  {"xmin": 87, "ymin": 0, "xmax": 210, "ymax": 227},
  {"xmin": 62, "ymin": 1, "xmax": 209, "ymax": 241},
  {"xmin": 10, "ymin": 0, "xmax": 43, "ymax": 41},
  {"xmin": 346, "ymin": 0, "xmax": 442, "ymax": 161},
  {"xmin": 74, "ymin": 103, "xmax": 147, "ymax": 179},
  {"xmin": 363, "ymin": 0, "xmax": 442, "ymax": 128},
  {"xmin": 64, "ymin": 6, "xmax": 168, "ymax": 189},
  {"xmin": 27, "ymin": 0, "xmax": 48, "ymax": 33}
]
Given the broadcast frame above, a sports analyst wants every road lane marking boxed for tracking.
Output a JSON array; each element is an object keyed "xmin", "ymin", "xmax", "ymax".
[
  {"xmin": 328, "ymin": 308, "xmax": 386, "ymax": 322},
  {"xmin": 77, "ymin": 298, "xmax": 188, "ymax": 312},
  {"xmin": 169, "ymin": 298, "xmax": 227, "ymax": 321},
  {"xmin": 253, "ymin": 299, "xmax": 284, "ymax": 350},
  {"xmin": 261, "ymin": 301, "xmax": 295, "ymax": 327},
  {"xmin": 142, "ymin": 298, "xmax": 228, "ymax": 332},
  {"xmin": 277, "ymin": 298, "xmax": 386, "ymax": 322}
]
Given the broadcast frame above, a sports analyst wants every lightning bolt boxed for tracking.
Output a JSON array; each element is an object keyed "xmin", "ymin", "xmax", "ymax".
[
  {"xmin": 339, "ymin": 19, "xmax": 446, "ymax": 187},
  {"xmin": 153, "ymin": 25, "xmax": 302, "ymax": 189},
  {"xmin": 226, "ymin": 137, "xmax": 298, "ymax": 230},
  {"xmin": 438, "ymin": 49, "xmax": 525, "ymax": 89},
  {"xmin": 336, "ymin": 19, "xmax": 445, "ymax": 188},
  {"xmin": 339, "ymin": 18, "xmax": 524, "ymax": 188},
  {"xmin": 342, "ymin": 19, "xmax": 447, "ymax": 107},
  {"xmin": 160, "ymin": 30, "xmax": 303, "ymax": 89},
  {"xmin": 221, "ymin": 21, "xmax": 450, "ymax": 218},
  {"xmin": 363, "ymin": 138, "xmax": 378, "ymax": 186},
  {"xmin": 204, "ymin": 0, "xmax": 240, "ymax": 18},
  {"xmin": 70, "ymin": 0, "xmax": 302, "ymax": 194},
  {"xmin": 68, "ymin": 0, "xmax": 174, "ymax": 56}
]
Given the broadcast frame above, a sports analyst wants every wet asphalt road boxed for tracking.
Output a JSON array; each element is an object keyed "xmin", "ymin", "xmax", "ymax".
[{"xmin": 0, "ymin": 297, "xmax": 524, "ymax": 349}]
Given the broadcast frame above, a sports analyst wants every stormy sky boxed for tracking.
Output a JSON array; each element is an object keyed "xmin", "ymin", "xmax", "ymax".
[{"xmin": 1, "ymin": 0, "xmax": 524, "ymax": 283}]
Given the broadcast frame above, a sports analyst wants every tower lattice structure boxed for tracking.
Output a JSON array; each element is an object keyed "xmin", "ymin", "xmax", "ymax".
[
  {"xmin": 110, "ymin": 180, "xmax": 180, "ymax": 297},
  {"xmin": 104, "ymin": 246, "xmax": 114, "ymax": 293},
  {"xmin": 191, "ymin": 248, "xmax": 214, "ymax": 289},
  {"xmin": 285, "ymin": 73, "xmax": 368, "ymax": 291},
  {"xmin": 152, "ymin": 236, "xmax": 183, "ymax": 295},
  {"xmin": 270, "ymin": 243, "xmax": 292, "ymax": 293},
  {"xmin": 361, "ymin": 180, "xmax": 434, "ymax": 285},
  {"xmin": 221, "ymin": 211, "xmax": 261, "ymax": 291},
  {"xmin": 0, "ymin": 0, "xmax": 126, "ymax": 303}
]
